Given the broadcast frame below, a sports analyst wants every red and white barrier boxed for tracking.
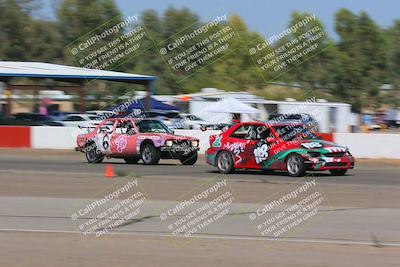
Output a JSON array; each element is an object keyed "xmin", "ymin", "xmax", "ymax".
[
  {"xmin": 0, "ymin": 126, "xmax": 221, "ymax": 153},
  {"xmin": 31, "ymin": 126, "xmax": 81, "ymax": 149},
  {"xmin": 1, "ymin": 126, "xmax": 399, "ymax": 159},
  {"xmin": 0, "ymin": 126, "xmax": 31, "ymax": 148},
  {"xmin": 334, "ymin": 133, "xmax": 400, "ymax": 159}
]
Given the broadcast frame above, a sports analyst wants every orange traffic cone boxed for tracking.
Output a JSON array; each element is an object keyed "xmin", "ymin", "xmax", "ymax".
[{"xmin": 105, "ymin": 164, "xmax": 115, "ymax": 178}]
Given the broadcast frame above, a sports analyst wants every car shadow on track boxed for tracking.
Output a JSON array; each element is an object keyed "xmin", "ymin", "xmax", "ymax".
[
  {"xmin": 86, "ymin": 161, "xmax": 186, "ymax": 166},
  {"xmin": 84, "ymin": 161, "xmax": 352, "ymax": 178},
  {"xmin": 206, "ymin": 169, "xmax": 352, "ymax": 178}
]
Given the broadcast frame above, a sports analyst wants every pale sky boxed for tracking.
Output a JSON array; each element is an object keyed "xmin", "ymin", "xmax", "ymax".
[{"xmin": 40, "ymin": 0, "xmax": 399, "ymax": 40}]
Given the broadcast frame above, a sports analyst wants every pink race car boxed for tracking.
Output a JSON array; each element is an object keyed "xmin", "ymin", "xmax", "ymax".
[{"xmin": 76, "ymin": 118, "xmax": 199, "ymax": 165}]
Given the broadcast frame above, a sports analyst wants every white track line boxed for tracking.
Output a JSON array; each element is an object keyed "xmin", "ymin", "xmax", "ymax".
[{"xmin": 0, "ymin": 228, "xmax": 399, "ymax": 247}]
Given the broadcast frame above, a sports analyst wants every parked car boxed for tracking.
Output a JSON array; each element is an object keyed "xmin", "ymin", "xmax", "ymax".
[
  {"xmin": 384, "ymin": 109, "xmax": 400, "ymax": 128},
  {"xmin": 204, "ymin": 123, "xmax": 233, "ymax": 131},
  {"xmin": 172, "ymin": 113, "xmax": 214, "ymax": 129},
  {"xmin": 268, "ymin": 113, "xmax": 319, "ymax": 132},
  {"xmin": 58, "ymin": 114, "xmax": 101, "ymax": 127},
  {"xmin": 48, "ymin": 111, "xmax": 76, "ymax": 121},
  {"xmin": 75, "ymin": 118, "xmax": 199, "ymax": 165},
  {"xmin": 86, "ymin": 110, "xmax": 114, "ymax": 118},
  {"xmin": 206, "ymin": 122, "xmax": 354, "ymax": 177},
  {"xmin": 1, "ymin": 113, "xmax": 64, "ymax": 126},
  {"xmin": 135, "ymin": 111, "xmax": 183, "ymax": 129}
]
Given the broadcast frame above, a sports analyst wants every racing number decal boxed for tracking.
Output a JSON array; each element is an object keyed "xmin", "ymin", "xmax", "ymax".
[
  {"xmin": 102, "ymin": 134, "xmax": 110, "ymax": 150},
  {"xmin": 96, "ymin": 124, "xmax": 113, "ymax": 154},
  {"xmin": 103, "ymin": 125, "xmax": 113, "ymax": 151}
]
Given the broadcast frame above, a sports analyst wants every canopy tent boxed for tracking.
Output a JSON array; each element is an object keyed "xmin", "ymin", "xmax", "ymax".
[
  {"xmin": 109, "ymin": 97, "xmax": 180, "ymax": 112},
  {"xmin": 0, "ymin": 61, "xmax": 156, "ymax": 115},
  {"xmin": 0, "ymin": 61, "xmax": 155, "ymax": 83},
  {"xmin": 203, "ymin": 97, "xmax": 260, "ymax": 114}
]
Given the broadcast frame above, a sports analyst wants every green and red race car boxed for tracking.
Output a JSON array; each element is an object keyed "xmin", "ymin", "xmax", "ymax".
[{"xmin": 206, "ymin": 122, "xmax": 354, "ymax": 177}]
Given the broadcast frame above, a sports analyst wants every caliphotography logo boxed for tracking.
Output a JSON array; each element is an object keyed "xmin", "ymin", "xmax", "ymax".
[
  {"xmin": 154, "ymin": 14, "xmax": 244, "ymax": 82},
  {"xmin": 247, "ymin": 177, "xmax": 329, "ymax": 243},
  {"xmin": 158, "ymin": 177, "xmax": 237, "ymax": 246},
  {"xmin": 67, "ymin": 14, "xmax": 153, "ymax": 71},
  {"xmin": 68, "ymin": 176, "xmax": 149, "ymax": 245}
]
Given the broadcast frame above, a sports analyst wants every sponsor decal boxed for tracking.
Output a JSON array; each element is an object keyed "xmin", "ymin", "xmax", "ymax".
[
  {"xmin": 224, "ymin": 141, "xmax": 245, "ymax": 163},
  {"xmin": 115, "ymin": 135, "xmax": 128, "ymax": 153},
  {"xmin": 301, "ymin": 142, "xmax": 323, "ymax": 149},
  {"xmin": 254, "ymin": 141, "xmax": 269, "ymax": 164},
  {"xmin": 212, "ymin": 135, "xmax": 222, "ymax": 147}
]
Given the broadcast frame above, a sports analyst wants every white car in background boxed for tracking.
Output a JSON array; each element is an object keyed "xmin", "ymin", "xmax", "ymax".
[
  {"xmin": 86, "ymin": 110, "xmax": 114, "ymax": 118},
  {"xmin": 58, "ymin": 114, "xmax": 101, "ymax": 127},
  {"xmin": 176, "ymin": 113, "xmax": 214, "ymax": 129}
]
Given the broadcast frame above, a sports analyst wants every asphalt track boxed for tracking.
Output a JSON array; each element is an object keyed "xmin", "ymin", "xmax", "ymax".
[
  {"xmin": 1, "ymin": 152, "xmax": 399, "ymax": 186},
  {"xmin": 0, "ymin": 149, "xmax": 400, "ymax": 266}
]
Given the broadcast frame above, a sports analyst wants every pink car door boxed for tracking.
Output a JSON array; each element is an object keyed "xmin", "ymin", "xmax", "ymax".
[{"xmin": 110, "ymin": 120, "xmax": 138, "ymax": 157}]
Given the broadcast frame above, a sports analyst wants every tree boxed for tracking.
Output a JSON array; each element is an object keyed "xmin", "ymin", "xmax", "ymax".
[
  {"xmin": 28, "ymin": 21, "xmax": 63, "ymax": 62},
  {"xmin": 357, "ymin": 12, "xmax": 387, "ymax": 87},
  {"xmin": 131, "ymin": 10, "xmax": 170, "ymax": 93},
  {"xmin": 283, "ymin": 12, "xmax": 334, "ymax": 92},
  {"xmin": 137, "ymin": 7, "xmax": 201, "ymax": 94},
  {"xmin": 333, "ymin": 9, "xmax": 388, "ymax": 109},
  {"xmin": 0, "ymin": 0, "xmax": 36, "ymax": 60},
  {"xmin": 56, "ymin": 0, "xmax": 123, "ymax": 64},
  {"xmin": 385, "ymin": 20, "xmax": 400, "ymax": 88},
  {"xmin": 0, "ymin": 0, "xmax": 62, "ymax": 62},
  {"xmin": 194, "ymin": 14, "xmax": 264, "ymax": 91},
  {"xmin": 1, "ymin": 2, "xmax": 398, "ymax": 109}
]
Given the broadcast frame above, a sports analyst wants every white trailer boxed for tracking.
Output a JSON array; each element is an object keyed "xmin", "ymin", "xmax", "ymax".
[
  {"xmin": 190, "ymin": 98, "xmax": 352, "ymax": 132},
  {"xmin": 273, "ymin": 101, "xmax": 351, "ymax": 133}
]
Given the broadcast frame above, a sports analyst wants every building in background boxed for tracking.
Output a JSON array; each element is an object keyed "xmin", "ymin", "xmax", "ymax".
[{"xmin": 154, "ymin": 88, "xmax": 353, "ymax": 133}]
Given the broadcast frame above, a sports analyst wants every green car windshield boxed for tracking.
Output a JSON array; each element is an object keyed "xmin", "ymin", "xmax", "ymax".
[
  {"xmin": 273, "ymin": 125, "xmax": 319, "ymax": 141},
  {"xmin": 137, "ymin": 120, "xmax": 173, "ymax": 133}
]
